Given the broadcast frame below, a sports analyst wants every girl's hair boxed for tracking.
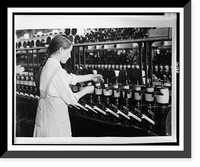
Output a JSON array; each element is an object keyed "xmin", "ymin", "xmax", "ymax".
[
  {"xmin": 34, "ymin": 34, "xmax": 73, "ymax": 88},
  {"xmin": 46, "ymin": 34, "xmax": 72, "ymax": 56}
]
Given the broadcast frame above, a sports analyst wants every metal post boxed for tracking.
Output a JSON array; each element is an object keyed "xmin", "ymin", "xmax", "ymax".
[
  {"xmin": 138, "ymin": 42, "xmax": 143, "ymax": 85},
  {"xmin": 32, "ymin": 50, "xmax": 34, "ymax": 73},
  {"xmin": 83, "ymin": 46, "xmax": 86, "ymax": 66},
  {"xmin": 77, "ymin": 46, "xmax": 80, "ymax": 67},
  {"xmin": 27, "ymin": 50, "xmax": 29, "ymax": 77},
  {"xmin": 149, "ymin": 42, "xmax": 153, "ymax": 87},
  {"xmin": 144, "ymin": 42, "xmax": 148, "ymax": 87}
]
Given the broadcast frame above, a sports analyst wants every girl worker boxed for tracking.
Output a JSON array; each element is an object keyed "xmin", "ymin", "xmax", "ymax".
[{"xmin": 33, "ymin": 34, "xmax": 103, "ymax": 137}]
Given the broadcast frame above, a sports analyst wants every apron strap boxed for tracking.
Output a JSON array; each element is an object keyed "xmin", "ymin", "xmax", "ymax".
[{"xmin": 44, "ymin": 66, "xmax": 60, "ymax": 98}]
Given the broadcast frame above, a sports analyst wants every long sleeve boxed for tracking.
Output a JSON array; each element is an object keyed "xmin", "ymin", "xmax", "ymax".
[{"xmin": 52, "ymin": 69, "xmax": 79, "ymax": 105}]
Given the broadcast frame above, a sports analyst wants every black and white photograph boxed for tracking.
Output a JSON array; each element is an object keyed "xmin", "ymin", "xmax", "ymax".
[
  {"xmin": 15, "ymin": 12, "xmax": 177, "ymax": 144},
  {"xmin": 15, "ymin": 24, "xmax": 173, "ymax": 139},
  {"xmin": 3, "ymin": 5, "xmax": 191, "ymax": 159}
]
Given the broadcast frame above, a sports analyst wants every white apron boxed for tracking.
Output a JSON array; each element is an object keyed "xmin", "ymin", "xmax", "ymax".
[{"xmin": 33, "ymin": 58, "xmax": 78, "ymax": 137}]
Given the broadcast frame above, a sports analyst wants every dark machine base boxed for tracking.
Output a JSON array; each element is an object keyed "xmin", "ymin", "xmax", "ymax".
[
  {"xmin": 69, "ymin": 112, "xmax": 151, "ymax": 137},
  {"xmin": 16, "ymin": 97, "xmax": 171, "ymax": 137}
]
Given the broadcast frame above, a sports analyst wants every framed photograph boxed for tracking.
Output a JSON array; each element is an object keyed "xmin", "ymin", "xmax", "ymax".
[{"xmin": 3, "ymin": 3, "xmax": 191, "ymax": 158}]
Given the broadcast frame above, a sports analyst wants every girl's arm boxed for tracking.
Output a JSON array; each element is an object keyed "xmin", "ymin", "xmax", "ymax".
[
  {"xmin": 53, "ymin": 71, "xmax": 95, "ymax": 105},
  {"xmin": 75, "ymin": 85, "xmax": 94, "ymax": 100},
  {"xmin": 76, "ymin": 74, "xmax": 103, "ymax": 83}
]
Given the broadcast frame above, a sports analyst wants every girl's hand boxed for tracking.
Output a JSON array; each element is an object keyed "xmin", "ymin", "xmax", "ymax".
[
  {"xmin": 85, "ymin": 85, "xmax": 95, "ymax": 94},
  {"xmin": 92, "ymin": 74, "xmax": 104, "ymax": 83}
]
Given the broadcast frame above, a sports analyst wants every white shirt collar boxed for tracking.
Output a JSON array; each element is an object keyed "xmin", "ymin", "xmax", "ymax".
[{"xmin": 48, "ymin": 57, "xmax": 62, "ymax": 67}]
